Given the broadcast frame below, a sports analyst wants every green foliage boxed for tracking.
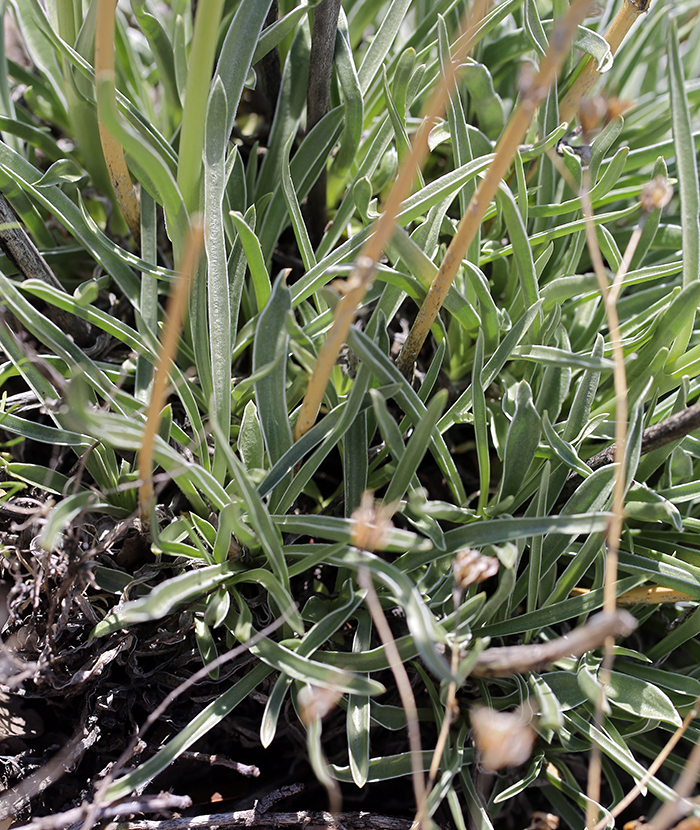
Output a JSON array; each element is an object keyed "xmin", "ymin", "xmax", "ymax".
[{"xmin": 1, "ymin": 0, "xmax": 700, "ymax": 826}]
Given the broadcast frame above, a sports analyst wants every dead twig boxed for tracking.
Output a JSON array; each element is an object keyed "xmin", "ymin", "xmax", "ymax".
[
  {"xmin": 95, "ymin": 0, "xmax": 141, "ymax": 245},
  {"xmin": 558, "ymin": 399, "xmax": 700, "ymax": 505},
  {"xmin": 255, "ymin": 784, "xmax": 305, "ymax": 814},
  {"xmin": 471, "ymin": 611, "xmax": 636, "ymax": 677},
  {"xmin": 85, "ymin": 610, "xmax": 294, "ymax": 830},
  {"xmin": 293, "ymin": 0, "xmax": 490, "ymax": 442},
  {"xmin": 648, "ymin": 732, "xmax": 700, "ymax": 830},
  {"xmin": 357, "ymin": 564, "xmax": 427, "ymax": 828},
  {"xmin": 102, "ymin": 810, "xmax": 415, "ymax": 830},
  {"xmin": 10, "ymin": 794, "xmax": 192, "ymax": 830},
  {"xmin": 179, "ymin": 752, "xmax": 260, "ymax": 778}
]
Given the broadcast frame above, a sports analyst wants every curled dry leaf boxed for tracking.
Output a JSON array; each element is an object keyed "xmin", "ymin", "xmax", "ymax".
[
  {"xmin": 453, "ymin": 548, "xmax": 499, "ymax": 588},
  {"xmin": 470, "ymin": 706, "xmax": 536, "ymax": 771},
  {"xmin": 297, "ymin": 685, "xmax": 342, "ymax": 727},
  {"xmin": 350, "ymin": 491, "xmax": 395, "ymax": 552}
]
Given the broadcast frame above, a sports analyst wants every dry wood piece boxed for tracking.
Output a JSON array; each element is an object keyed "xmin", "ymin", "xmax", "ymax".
[
  {"xmin": 559, "ymin": 400, "xmax": 700, "ymax": 505},
  {"xmin": 179, "ymin": 752, "xmax": 260, "ymax": 778},
  {"xmin": 255, "ymin": 783, "xmax": 305, "ymax": 814},
  {"xmin": 10, "ymin": 794, "xmax": 192, "ymax": 830},
  {"xmin": 103, "ymin": 810, "xmax": 415, "ymax": 830},
  {"xmin": 304, "ymin": 0, "xmax": 343, "ymax": 247},
  {"xmin": 471, "ymin": 610, "xmax": 637, "ymax": 677}
]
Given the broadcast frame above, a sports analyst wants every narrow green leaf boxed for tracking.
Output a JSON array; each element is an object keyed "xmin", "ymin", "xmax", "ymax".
[
  {"xmin": 347, "ymin": 611, "xmax": 372, "ymax": 788},
  {"xmin": 383, "ymin": 389, "xmax": 447, "ymax": 506},
  {"xmin": 497, "ymin": 381, "xmax": 541, "ymax": 503},
  {"xmin": 668, "ymin": 15, "xmax": 700, "ymax": 290},
  {"xmin": 230, "ymin": 210, "xmax": 271, "ymax": 312},
  {"xmin": 91, "ymin": 562, "xmax": 239, "ymax": 638},
  {"xmin": 104, "ymin": 662, "xmax": 272, "ymax": 802}
]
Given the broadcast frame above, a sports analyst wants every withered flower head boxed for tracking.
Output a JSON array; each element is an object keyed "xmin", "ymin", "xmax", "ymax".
[
  {"xmin": 578, "ymin": 96, "xmax": 608, "ymax": 135},
  {"xmin": 470, "ymin": 706, "xmax": 536, "ymax": 771},
  {"xmin": 453, "ymin": 548, "xmax": 499, "ymax": 588},
  {"xmin": 297, "ymin": 685, "xmax": 342, "ymax": 727},
  {"xmin": 350, "ymin": 491, "xmax": 394, "ymax": 552},
  {"xmin": 639, "ymin": 176, "xmax": 673, "ymax": 214},
  {"xmin": 578, "ymin": 96, "xmax": 632, "ymax": 136},
  {"xmin": 526, "ymin": 814, "xmax": 560, "ymax": 830}
]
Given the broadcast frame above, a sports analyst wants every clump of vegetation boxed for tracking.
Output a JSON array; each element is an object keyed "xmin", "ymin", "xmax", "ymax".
[{"xmin": 0, "ymin": 0, "xmax": 699, "ymax": 828}]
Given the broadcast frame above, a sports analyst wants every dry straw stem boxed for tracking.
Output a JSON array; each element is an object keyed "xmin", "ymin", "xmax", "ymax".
[
  {"xmin": 420, "ymin": 589, "xmax": 461, "ymax": 827},
  {"xmin": 592, "ymin": 695, "xmax": 700, "ymax": 830},
  {"xmin": 95, "ymin": 0, "xmax": 141, "ymax": 246},
  {"xmin": 580, "ymin": 165, "xmax": 625, "ymax": 830},
  {"xmin": 292, "ymin": 0, "xmax": 490, "ymax": 443},
  {"xmin": 356, "ymin": 565, "xmax": 427, "ymax": 830},
  {"xmin": 396, "ymin": 0, "xmax": 597, "ymax": 377},
  {"xmin": 648, "ymin": 730, "xmax": 700, "ymax": 830},
  {"xmin": 137, "ymin": 221, "xmax": 204, "ymax": 515},
  {"xmin": 559, "ymin": 0, "xmax": 653, "ymax": 124},
  {"xmin": 579, "ymin": 117, "xmax": 659, "ymax": 830},
  {"xmin": 579, "ymin": 170, "xmax": 670, "ymax": 613}
]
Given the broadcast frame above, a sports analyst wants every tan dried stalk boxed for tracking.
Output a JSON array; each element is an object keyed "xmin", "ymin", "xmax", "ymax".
[
  {"xmin": 95, "ymin": 0, "xmax": 141, "ymax": 246},
  {"xmin": 419, "ymin": 588, "xmax": 461, "ymax": 828},
  {"xmin": 580, "ymin": 174, "xmax": 626, "ymax": 830},
  {"xmin": 648, "ymin": 733, "xmax": 700, "ymax": 830},
  {"xmin": 580, "ymin": 150, "xmax": 669, "ymax": 830},
  {"xmin": 559, "ymin": 0, "xmax": 653, "ymax": 124},
  {"xmin": 293, "ymin": 0, "xmax": 490, "ymax": 442},
  {"xmin": 137, "ymin": 222, "xmax": 204, "ymax": 515},
  {"xmin": 356, "ymin": 565, "xmax": 427, "ymax": 829},
  {"xmin": 592, "ymin": 695, "xmax": 700, "ymax": 830},
  {"xmin": 396, "ymin": 0, "xmax": 597, "ymax": 377}
]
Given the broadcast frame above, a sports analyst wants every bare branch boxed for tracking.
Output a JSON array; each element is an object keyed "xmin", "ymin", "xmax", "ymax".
[{"xmin": 471, "ymin": 611, "xmax": 636, "ymax": 677}]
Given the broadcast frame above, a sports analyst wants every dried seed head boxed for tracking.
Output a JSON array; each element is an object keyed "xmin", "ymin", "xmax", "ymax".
[
  {"xmin": 453, "ymin": 548, "xmax": 499, "ymax": 588},
  {"xmin": 578, "ymin": 96, "xmax": 632, "ymax": 136},
  {"xmin": 526, "ymin": 814, "xmax": 560, "ymax": 830},
  {"xmin": 297, "ymin": 685, "xmax": 342, "ymax": 727},
  {"xmin": 639, "ymin": 176, "xmax": 673, "ymax": 214},
  {"xmin": 350, "ymin": 491, "xmax": 394, "ymax": 552},
  {"xmin": 470, "ymin": 706, "xmax": 536, "ymax": 771},
  {"xmin": 578, "ymin": 96, "xmax": 608, "ymax": 135}
]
